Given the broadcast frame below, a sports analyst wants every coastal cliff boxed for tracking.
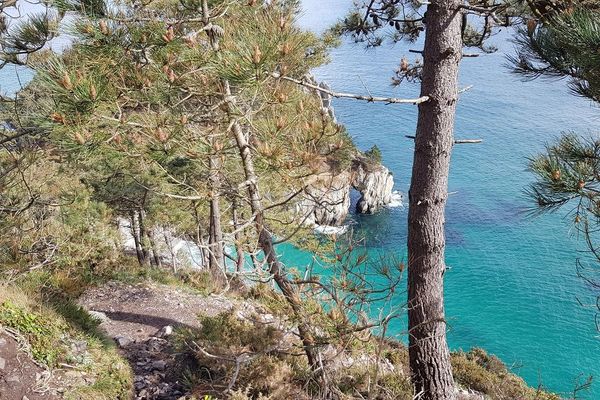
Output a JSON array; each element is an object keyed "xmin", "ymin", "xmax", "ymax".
[
  {"xmin": 352, "ymin": 155, "xmax": 395, "ymax": 214},
  {"xmin": 296, "ymin": 153, "xmax": 396, "ymax": 228},
  {"xmin": 296, "ymin": 76, "xmax": 397, "ymax": 228}
]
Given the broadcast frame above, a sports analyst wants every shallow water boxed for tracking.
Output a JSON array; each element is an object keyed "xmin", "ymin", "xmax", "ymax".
[{"xmin": 290, "ymin": 1, "xmax": 600, "ymax": 397}]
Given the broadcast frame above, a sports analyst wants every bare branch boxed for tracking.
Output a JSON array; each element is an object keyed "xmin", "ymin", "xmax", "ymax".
[
  {"xmin": 404, "ymin": 135, "xmax": 482, "ymax": 144},
  {"xmin": 273, "ymin": 73, "xmax": 429, "ymax": 105}
]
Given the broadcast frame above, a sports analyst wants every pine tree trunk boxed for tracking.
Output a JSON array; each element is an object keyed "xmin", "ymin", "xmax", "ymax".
[
  {"xmin": 130, "ymin": 211, "xmax": 147, "ymax": 267},
  {"xmin": 407, "ymin": 0, "xmax": 462, "ymax": 398},
  {"xmin": 193, "ymin": 204, "xmax": 210, "ymax": 268},
  {"xmin": 201, "ymin": 0, "xmax": 320, "ymax": 384},
  {"xmin": 164, "ymin": 231, "xmax": 178, "ymax": 273},
  {"xmin": 137, "ymin": 209, "xmax": 151, "ymax": 266},
  {"xmin": 223, "ymin": 80, "xmax": 321, "ymax": 371},
  {"xmin": 147, "ymin": 229, "xmax": 162, "ymax": 268},
  {"xmin": 208, "ymin": 152, "xmax": 226, "ymax": 278},
  {"xmin": 232, "ymin": 200, "xmax": 245, "ymax": 272}
]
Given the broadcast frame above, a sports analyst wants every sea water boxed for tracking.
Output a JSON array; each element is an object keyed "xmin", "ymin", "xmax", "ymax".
[{"xmin": 287, "ymin": 0, "xmax": 600, "ymax": 397}]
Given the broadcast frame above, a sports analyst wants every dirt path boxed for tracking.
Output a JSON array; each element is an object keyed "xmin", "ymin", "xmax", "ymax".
[
  {"xmin": 78, "ymin": 281, "xmax": 246, "ymax": 400},
  {"xmin": 0, "ymin": 331, "xmax": 59, "ymax": 400}
]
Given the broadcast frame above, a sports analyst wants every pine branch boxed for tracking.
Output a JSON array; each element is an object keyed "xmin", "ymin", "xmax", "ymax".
[
  {"xmin": 273, "ymin": 73, "xmax": 429, "ymax": 105},
  {"xmin": 405, "ymin": 135, "xmax": 482, "ymax": 144}
]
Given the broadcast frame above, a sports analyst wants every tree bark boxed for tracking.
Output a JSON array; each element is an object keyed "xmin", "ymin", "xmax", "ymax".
[
  {"xmin": 130, "ymin": 210, "xmax": 147, "ymax": 267},
  {"xmin": 232, "ymin": 199, "xmax": 245, "ymax": 272},
  {"xmin": 192, "ymin": 203, "xmax": 210, "ymax": 267},
  {"xmin": 201, "ymin": 0, "xmax": 321, "ymax": 385},
  {"xmin": 147, "ymin": 229, "xmax": 162, "ymax": 268},
  {"xmin": 208, "ymin": 151, "xmax": 226, "ymax": 276},
  {"xmin": 137, "ymin": 208, "xmax": 151, "ymax": 266},
  {"xmin": 407, "ymin": 0, "xmax": 462, "ymax": 399},
  {"xmin": 222, "ymin": 80, "xmax": 321, "ymax": 371},
  {"xmin": 201, "ymin": 0, "xmax": 226, "ymax": 285},
  {"xmin": 164, "ymin": 230, "xmax": 178, "ymax": 273}
]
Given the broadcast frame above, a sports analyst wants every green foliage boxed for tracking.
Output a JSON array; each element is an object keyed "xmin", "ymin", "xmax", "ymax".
[
  {"xmin": 51, "ymin": 298, "xmax": 108, "ymax": 344},
  {"xmin": 451, "ymin": 348, "xmax": 560, "ymax": 399},
  {"xmin": 0, "ymin": 0, "xmax": 358, "ymax": 272},
  {"xmin": 246, "ymin": 283, "xmax": 291, "ymax": 316},
  {"xmin": 0, "ymin": 12, "xmax": 59, "ymax": 65},
  {"xmin": 364, "ymin": 145, "xmax": 382, "ymax": 164},
  {"xmin": 0, "ymin": 300, "xmax": 65, "ymax": 366},
  {"xmin": 195, "ymin": 310, "xmax": 281, "ymax": 352},
  {"xmin": 511, "ymin": 7, "xmax": 600, "ymax": 101},
  {"xmin": 514, "ymin": 4, "xmax": 600, "ymax": 335},
  {"xmin": 527, "ymin": 133, "xmax": 600, "ymax": 213},
  {"xmin": 174, "ymin": 309, "xmax": 299, "ymax": 398},
  {"xmin": 0, "ymin": 286, "xmax": 132, "ymax": 398}
]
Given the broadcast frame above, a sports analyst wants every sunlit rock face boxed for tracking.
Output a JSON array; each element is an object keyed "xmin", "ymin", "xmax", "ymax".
[
  {"xmin": 295, "ymin": 76, "xmax": 395, "ymax": 227},
  {"xmin": 297, "ymin": 171, "xmax": 353, "ymax": 227},
  {"xmin": 352, "ymin": 156, "xmax": 394, "ymax": 215},
  {"xmin": 296, "ymin": 155, "xmax": 395, "ymax": 227}
]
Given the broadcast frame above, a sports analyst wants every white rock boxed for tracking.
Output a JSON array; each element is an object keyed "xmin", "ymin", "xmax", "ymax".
[
  {"xmin": 157, "ymin": 325, "xmax": 173, "ymax": 337},
  {"xmin": 114, "ymin": 335, "xmax": 132, "ymax": 348},
  {"xmin": 295, "ymin": 154, "xmax": 395, "ymax": 227}
]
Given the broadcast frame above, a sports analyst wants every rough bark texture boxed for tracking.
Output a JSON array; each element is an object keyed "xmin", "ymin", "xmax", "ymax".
[
  {"xmin": 208, "ymin": 152, "xmax": 225, "ymax": 276},
  {"xmin": 147, "ymin": 229, "xmax": 162, "ymax": 268},
  {"xmin": 232, "ymin": 201, "xmax": 245, "ymax": 272},
  {"xmin": 407, "ymin": 0, "xmax": 462, "ymax": 399},
  {"xmin": 201, "ymin": 0, "xmax": 321, "ymax": 385},
  {"xmin": 137, "ymin": 209, "xmax": 151, "ymax": 265},
  {"xmin": 131, "ymin": 210, "xmax": 147, "ymax": 267}
]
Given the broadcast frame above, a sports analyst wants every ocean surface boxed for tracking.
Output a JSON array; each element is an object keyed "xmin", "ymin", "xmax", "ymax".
[{"xmin": 289, "ymin": 0, "xmax": 600, "ymax": 398}]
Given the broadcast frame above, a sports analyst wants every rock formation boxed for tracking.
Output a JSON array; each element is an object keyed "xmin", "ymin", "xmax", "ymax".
[
  {"xmin": 352, "ymin": 156, "xmax": 395, "ymax": 214},
  {"xmin": 296, "ymin": 76, "xmax": 397, "ymax": 228},
  {"xmin": 296, "ymin": 154, "xmax": 396, "ymax": 228}
]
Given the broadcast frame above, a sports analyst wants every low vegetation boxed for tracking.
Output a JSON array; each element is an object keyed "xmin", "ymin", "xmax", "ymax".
[
  {"xmin": 0, "ymin": 284, "xmax": 133, "ymax": 399},
  {"xmin": 172, "ymin": 303, "xmax": 561, "ymax": 400}
]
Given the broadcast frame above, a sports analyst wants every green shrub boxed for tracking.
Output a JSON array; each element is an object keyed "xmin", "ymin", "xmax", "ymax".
[
  {"xmin": 451, "ymin": 349, "xmax": 560, "ymax": 400},
  {"xmin": 0, "ymin": 300, "xmax": 65, "ymax": 366},
  {"xmin": 364, "ymin": 145, "xmax": 382, "ymax": 164},
  {"xmin": 0, "ymin": 287, "xmax": 132, "ymax": 399}
]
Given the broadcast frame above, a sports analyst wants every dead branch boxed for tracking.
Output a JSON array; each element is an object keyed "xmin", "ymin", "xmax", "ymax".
[{"xmin": 272, "ymin": 73, "xmax": 429, "ymax": 105}]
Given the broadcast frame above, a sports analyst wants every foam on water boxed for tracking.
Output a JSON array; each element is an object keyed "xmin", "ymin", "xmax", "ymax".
[
  {"xmin": 387, "ymin": 191, "xmax": 404, "ymax": 208},
  {"xmin": 314, "ymin": 224, "xmax": 350, "ymax": 235}
]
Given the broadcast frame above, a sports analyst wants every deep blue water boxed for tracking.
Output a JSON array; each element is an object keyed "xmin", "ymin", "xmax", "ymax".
[{"xmin": 289, "ymin": 1, "xmax": 600, "ymax": 397}]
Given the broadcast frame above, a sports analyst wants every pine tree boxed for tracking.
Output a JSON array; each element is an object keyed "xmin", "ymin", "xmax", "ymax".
[
  {"xmin": 335, "ymin": 1, "xmax": 533, "ymax": 398},
  {"xmin": 2, "ymin": 0, "xmax": 359, "ymax": 389}
]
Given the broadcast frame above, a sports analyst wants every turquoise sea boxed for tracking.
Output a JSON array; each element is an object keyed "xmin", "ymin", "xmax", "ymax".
[{"xmin": 290, "ymin": 1, "xmax": 600, "ymax": 398}]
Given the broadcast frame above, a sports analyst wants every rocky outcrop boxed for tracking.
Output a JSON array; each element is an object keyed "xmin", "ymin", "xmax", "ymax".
[
  {"xmin": 352, "ymin": 156, "xmax": 394, "ymax": 214},
  {"xmin": 118, "ymin": 219, "xmax": 204, "ymax": 269},
  {"xmin": 296, "ymin": 171, "xmax": 352, "ymax": 227},
  {"xmin": 296, "ymin": 76, "xmax": 397, "ymax": 228},
  {"xmin": 305, "ymin": 75, "xmax": 337, "ymax": 123},
  {"xmin": 296, "ymin": 154, "xmax": 396, "ymax": 228}
]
